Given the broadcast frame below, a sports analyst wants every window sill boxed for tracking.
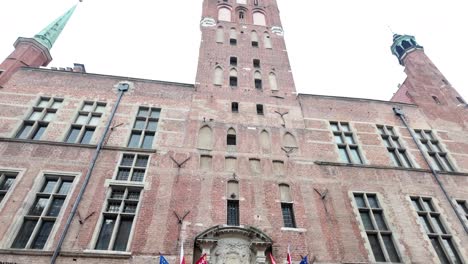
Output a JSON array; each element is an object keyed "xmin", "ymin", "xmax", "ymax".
[
  {"xmin": 280, "ymin": 227, "xmax": 307, "ymax": 233},
  {"xmin": 81, "ymin": 249, "xmax": 132, "ymax": 258}
]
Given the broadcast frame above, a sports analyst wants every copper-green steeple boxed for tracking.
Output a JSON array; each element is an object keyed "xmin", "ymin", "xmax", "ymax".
[{"xmin": 34, "ymin": 5, "xmax": 77, "ymax": 50}]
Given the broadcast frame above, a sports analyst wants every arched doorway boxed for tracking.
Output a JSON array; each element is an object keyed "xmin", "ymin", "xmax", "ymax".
[{"xmin": 194, "ymin": 225, "xmax": 272, "ymax": 264}]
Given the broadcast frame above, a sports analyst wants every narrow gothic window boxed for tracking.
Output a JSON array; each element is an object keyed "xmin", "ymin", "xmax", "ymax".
[
  {"xmin": 269, "ymin": 72, "xmax": 278, "ymax": 91},
  {"xmin": 227, "ymin": 180, "xmax": 239, "ymax": 226},
  {"xmin": 230, "ymin": 69, "xmax": 238, "ymax": 87},
  {"xmin": 200, "ymin": 155, "xmax": 212, "ymax": 171},
  {"xmin": 254, "ymin": 71, "xmax": 262, "ymax": 89},
  {"xmin": 230, "ymin": 57, "xmax": 238, "ymax": 66},
  {"xmin": 216, "ymin": 26, "xmax": 224, "ymax": 43},
  {"xmin": 239, "ymin": 11, "xmax": 245, "ymax": 20},
  {"xmin": 263, "ymin": 32, "xmax": 272, "ymax": 49},
  {"xmin": 218, "ymin": 7, "xmax": 231, "ymax": 22},
  {"xmin": 231, "ymin": 102, "xmax": 239, "ymax": 113},
  {"xmin": 251, "ymin": 31, "xmax": 259, "ymax": 47},
  {"xmin": 283, "ymin": 132, "xmax": 297, "ymax": 149},
  {"xmin": 198, "ymin": 126, "xmax": 213, "ymax": 150},
  {"xmin": 214, "ymin": 66, "xmax": 224, "ymax": 86},
  {"xmin": 256, "ymin": 104, "xmax": 264, "ymax": 115},
  {"xmin": 259, "ymin": 130, "xmax": 271, "ymax": 151},
  {"xmin": 279, "ymin": 184, "xmax": 296, "ymax": 228},
  {"xmin": 227, "ymin": 128, "xmax": 236, "ymax": 146},
  {"xmin": 230, "ymin": 28, "xmax": 237, "ymax": 45},
  {"xmin": 253, "ymin": 59, "xmax": 260, "ymax": 68},
  {"xmin": 401, "ymin": 40, "xmax": 411, "ymax": 49}
]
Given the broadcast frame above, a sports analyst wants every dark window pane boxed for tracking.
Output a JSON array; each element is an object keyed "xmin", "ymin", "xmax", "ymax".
[
  {"xmin": 32, "ymin": 124, "xmax": 48, "ymax": 140},
  {"xmin": 43, "ymin": 112, "xmax": 55, "ymax": 122},
  {"xmin": 135, "ymin": 156, "xmax": 149, "ymax": 167},
  {"xmin": 113, "ymin": 218, "xmax": 133, "ymax": 251},
  {"xmin": 399, "ymin": 151, "xmax": 412, "ymax": 168},
  {"xmin": 431, "ymin": 237, "xmax": 450, "ymax": 264},
  {"xmin": 121, "ymin": 154, "xmax": 135, "ymax": 166},
  {"xmin": 422, "ymin": 199, "xmax": 435, "ymax": 212},
  {"xmin": 11, "ymin": 220, "xmax": 38, "ymax": 248},
  {"xmin": 229, "ymin": 77, "xmax": 237, "ymax": 87},
  {"xmin": 373, "ymin": 212, "xmax": 388, "ymax": 231},
  {"xmin": 383, "ymin": 138, "xmax": 392, "ymax": 147},
  {"xmin": 344, "ymin": 134, "xmax": 355, "ymax": 144},
  {"xmin": 111, "ymin": 190, "xmax": 125, "ymax": 199},
  {"xmin": 227, "ymin": 135, "xmax": 236, "ymax": 146},
  {"xmin": 429, "ymin": 155, "xmax": 443, "ymax": 171},
  {"xmin": 137, "ymin": 108, "xmax": 149, "ymax": 117},
  {"xmin": 82, "ymin": 103, "xmax": 94, "ymax": 112},
  {"xmin": 142, "ymin": 133, "xmax": 154, "ymax": 149},
  {"xmin": 419, "ymin": 215, "xmax": 434, "ymax": 233},
  {"xmin": 255, "ymin": 79, "xmax": 262, "ymax": 89},
  {"xmin": 330, "ymin": 123, "xmax": 339, "ymax": 131},
  {"xmin": 42, "ymin": 179, "xmax": 58, "ymax": 193},
  {"xmin": 367, "ymin": 234, "xmax": 385, "ymax": 262},
  {"xmin": 150, "ymin": 109, "xmax": 160, "ymax": 119},
  {"xmin": 66, "ymin": 128, "xmax": 81, "ymax": 143},
  {"xmin": 360, "ymin": 211, "xmax": 374, "ymax": 230},
  {"xmin": 377, "ymin": 126, "xmax": 385, "ymax": 135},
  {"xmin": 367, "ymin": 195, "xmax": 379, "ymax": 208},
  {"xmin": 354, "ymin": 194, "xmax": 366, "ymax": 208},
  {"xmin": 76, "ymin": 114, "xmax": 88, "ymax": 125},
  {"xmin": 80, "ymin": 128, "xmax": 94, "ymax": 144},
  {"xmin": 341, "ymin": 123, "xmax": 350, "ymax": 132},
  {"xmin": 89, "ymin": 116, "xmax": 100, "ymax": 126},
  {"xmin": 128, "ymin": 132, "xmax": 141, "ymax": 148},
  {"xmin": 334, "ymin": 135, "xmax": 343, "ymax": 144},
  {"xmin": 442, "ymin": 238, "xmax": 462, "ymax": 264},
  {"xmin": 390, "ymin": 150, "xmax": 402, "ymax": 167},
  {"xmin": 127, "ymin": 191, "xmax": 140, "ymax": 200},
  {"xmin": 29, "ymin": 197, "xmax": 49, "ymax": 216},
  {"xmin": 134, "ymin": 119, "xmax": 146, "ymax": 130},
  {"xmin": 58, "ymin": 181, "xmax": 73, "ymax": 195},
  {"xmin": 107, "ymin": 201, "xmax": 121, "ymax": 213},
  {"xmin": 281, "ymin": 203, "xmax": 296, "ymax": 228},
  {"xmin": 131, "ymin": 169, "xmax": 145, "ymax": 182},
  {"xmin": 116, "ymin": 168, "xmax": 130, "ymax": 181},
  {"xmin": 256, "ymin": 104, "xmax": 264, "ymax": 115},
  {"xmin": 350, "ymin": 148, "xmax": 363, "ymax": 164},
  {"xmin": 29, "ymin": 110, "xmax": 43, "ymax": 120},
  {"xmin": 47, "ymin": 198, "xmax": 65, "ymax": 217},
  {"xmin": 16, "ymin": 123, "xmax": 33, "ymax": 139},
  {"xmin": 440, "ymin": 155, "xmax": 453, "ymax": 172},
  {"xmin": 382, "ymin": 235, "xmax": 400, "ymax": 262},
  {"xmin": 227, "ymin": 200, "xmax": 239, "ymax": 226},
  {"xmin": 457, "ymin": 201, "xmax": 468, "ymax": 215},
  {"xmin": 123, "ymin": 202, "xmax": 137, "ymax": 213},
  {"xmin": 147, "ymin": 121, "xmax": 158, "ymax": 131},
  {"xmin": 0, "ymin": 194, "xmax": 4, "ymax": 203},
  {"xmin": 95, "ymin": 218, "xmax": 116, "ymax": 250},
  {"xmin": 31, "ymin": 221, "xmax": 54, "ymax": 249},
  {"xmin": 411, "ymin": 198, "xmax": 423, "ymax": 211},
  {"xmin": 431, "ymin": 143, "xmax": 442, "ymax": 152},
  {"xmin": 431, "ymin": 216, "xmax": 446, "ymax": 234},
  {"xmin": 95, "ymin": 104, "xmax": 106, "ymax": 113},
  {"xmin": 338, "ymin": 147, "xmax": 351, "ymax": 163},
  {"xmin": 0, "ymin": 177, "xmax": 16, "ymax": 191},
  {"xmin": 37, "ymin": 98, "xmax": 50, "ymax": 108}
]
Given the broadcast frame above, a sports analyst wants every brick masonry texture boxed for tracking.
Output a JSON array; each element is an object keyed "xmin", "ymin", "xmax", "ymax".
[{"xmin": 0, "ymin": 0, "xmax": 467, "ymax": 263}]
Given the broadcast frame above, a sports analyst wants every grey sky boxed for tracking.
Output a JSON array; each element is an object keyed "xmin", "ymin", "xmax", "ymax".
[{"xmin": 1, "ymin": 0, "xmax": 467, "ymax": 101}]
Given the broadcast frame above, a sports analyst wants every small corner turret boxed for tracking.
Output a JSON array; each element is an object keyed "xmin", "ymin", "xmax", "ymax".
[{"xmin": 390, "ymin": 34, "xmax": 423, "ymax": 66}]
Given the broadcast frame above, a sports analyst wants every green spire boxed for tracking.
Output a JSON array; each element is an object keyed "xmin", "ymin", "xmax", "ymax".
[{"xmin": 34, "ymin": 5, "xmax": 77, "ymax": 50}]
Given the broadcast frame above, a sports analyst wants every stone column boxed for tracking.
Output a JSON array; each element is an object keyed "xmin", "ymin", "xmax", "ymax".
[{"xmin": 197, "ymin": 239, "xmax": 217, "ymax": 262}]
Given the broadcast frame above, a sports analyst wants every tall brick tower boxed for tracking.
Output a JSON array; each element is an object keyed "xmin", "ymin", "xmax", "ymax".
[
  {"xmin": 195, "ymin": 0, "xmax": 296, "ymax": 97},
  {"xmin": 390, "ymin": 34, "xmax": 467, "ymax": 127},
  {"xmin": 0, "ymin": 5, "xmax": 77, "ymax": 87}
]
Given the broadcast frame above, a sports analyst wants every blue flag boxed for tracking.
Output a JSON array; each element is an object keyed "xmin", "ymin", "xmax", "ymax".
[
  {"xmin": 300, "ymin": 256, "xmax": 308, "ymax": 264},
  {"xmin": 160, "ymin": 255, "xmax": 169, "ymax": 264}
]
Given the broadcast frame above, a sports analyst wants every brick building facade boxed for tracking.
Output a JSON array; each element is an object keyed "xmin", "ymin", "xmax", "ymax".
[{"xmin": 0, "ymin": 1, "xmax": 467, "ymax": 264}]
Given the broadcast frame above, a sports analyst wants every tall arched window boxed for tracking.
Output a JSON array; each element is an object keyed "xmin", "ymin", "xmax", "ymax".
[
  {"xmin": 230, "ymin": 28, "xmax": 238, "ymax": 45},
  {"xmin": 269, "ymin": 72, "xmax": 278, "ymax": 91},
  {"xmin": 264, "ymin": 32, "xmax": 272, "ymax": 49},
  {"xmin": 259, "ymin": 130, "xmax": 271, "ymax": 151},
  {"xmin": 283, "ymin": 133, "xmax": 297, "ymax": 149},
  {"xmin": 251, "ymin": 31, "xmax": 259, "ymax": 47},
  {"xmin": 198, "ymin": 126, "xmax": 213, "ymax": 150},
  {"xmin": 227, "ymin": 180, "xmax": 240, "ymax": 226},
  {"xmin": 254, "ymin": 71, "xmax": 262, "ymax": 90},
  {"xmin": 229, "ymin": 69, "xmax": 238, "ymax": 87},
  {"xmin": 213, "ymin": 66, "xmax": 223, "ymax": 86},
  {"xmin": 253, "ymin": 12, "xmax": 266, "ymax": 26},
  {"xmin": 227, "ymin": 128, "xmax": 237, "ymax": 146},
  {"xmin": 218, "ymin": 7, "xmax": 232, "ymax": 22},
  {"xmin": 239, "ymin": 11, "xmax": 245, "ymax": 20},
  {"xmin": 216, "ymin": 26, "xmax": 224, "ymax": 43}
]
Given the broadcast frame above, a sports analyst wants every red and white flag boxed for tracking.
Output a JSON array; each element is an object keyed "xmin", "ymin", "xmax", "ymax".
[
  {"xmin": 287, "ymin": 245, "xmax": 292, "ymax": 264},
  {"xmin": 195, "ymin": 253, "xmax": 208, "ymax": 264},
  {"xmin": 269, "ymin": 253, "xmax": 277, "ymax": 264},
  {"xmin": 180, "ymin": 242, "xmax": 186, "ymax": 264}
]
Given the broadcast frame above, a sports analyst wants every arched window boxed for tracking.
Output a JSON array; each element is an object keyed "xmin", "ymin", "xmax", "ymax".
[
  {"xmin": 279, "ymin": 184, "xmax": 296, "ymax": 228},
  {"xmin": 269, "ymin": 72, "xmax": 278, "ymax": 91},
  {"xmin": 227, "ymin": 128, "xmax": 237, "ymax": 146},
  {"xmin": 213, "ymin": 66, "xmax": 223, "ymax": 86},
  {"xmin": 254, "ymin": 71, "xmax": 262, "ymax": 90},
  {"xmin": 229, "ymin": 69, "xmax": 238, "ymax": 87},
  {"xmin": 401, "ymin": 40, "xmax": 411, "ymax": 49},
  {"xmin": 283, "ymin": 133, "xmax": 297, "ymax": 148},
  {"xmin": 230, "ymin": 28, "xmax": 238, "ymax": 45},
  {"xmin": 263, "ymin": 32, "xmax": 272, "ymax": 49},
  {"xmin": 216, "ymin": 26, "xmax": 224, "ymax": 43},
  {"xmin": 218, "ymin": 7, "xmax": 232, "ymax": 22},
  {"xmin": 396, "ymin": 46, "xmax": 404, "ymax": 57},
  {"xmin": 253, "ymin": 12, "xmax": 266, "ymax": 26},
  {"xmin": 259, "ymin": 130, "xmax": 270, "ymax": 151},
  {"xmin": 239, "ymin": 11, "xmax": 245, "ymax": 20},
  {"xmin": 227, "ymin": 180, "xmax": 239, "ymax": 226},
  {"xmin": 251, "ymin": 31, "xmax": 259, "ymax": 47},
  {"xmin": 198, "ymin": 126, "xmax": 213, "ymax": 150}
]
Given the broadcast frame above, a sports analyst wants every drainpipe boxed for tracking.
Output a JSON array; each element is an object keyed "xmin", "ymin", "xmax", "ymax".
[
  {"xmin": 51, "ymin": 83, "xmax": 129, "ymax": 264},
  {"xmin": 393, "ymin": 106, "xmax": 468, "ymax": 234}
]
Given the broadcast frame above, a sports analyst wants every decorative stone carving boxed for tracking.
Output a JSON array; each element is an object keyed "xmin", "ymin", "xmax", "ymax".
[
  {"xmin": 271, "ymin": 26, "xmax": 284, "ymax": 36},
  {"xmin": 201, "ymin": 17, "xmax": 217, "ymax": 27},
  {"xmin": 195, "ymin": 226, "xmax": 272, "ymax": 264}
]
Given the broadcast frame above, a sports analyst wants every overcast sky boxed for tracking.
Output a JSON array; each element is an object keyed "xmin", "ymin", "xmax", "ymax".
[{"xmin": 0, "ymin": 0, "xmax": 467, "ymax": 101}]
